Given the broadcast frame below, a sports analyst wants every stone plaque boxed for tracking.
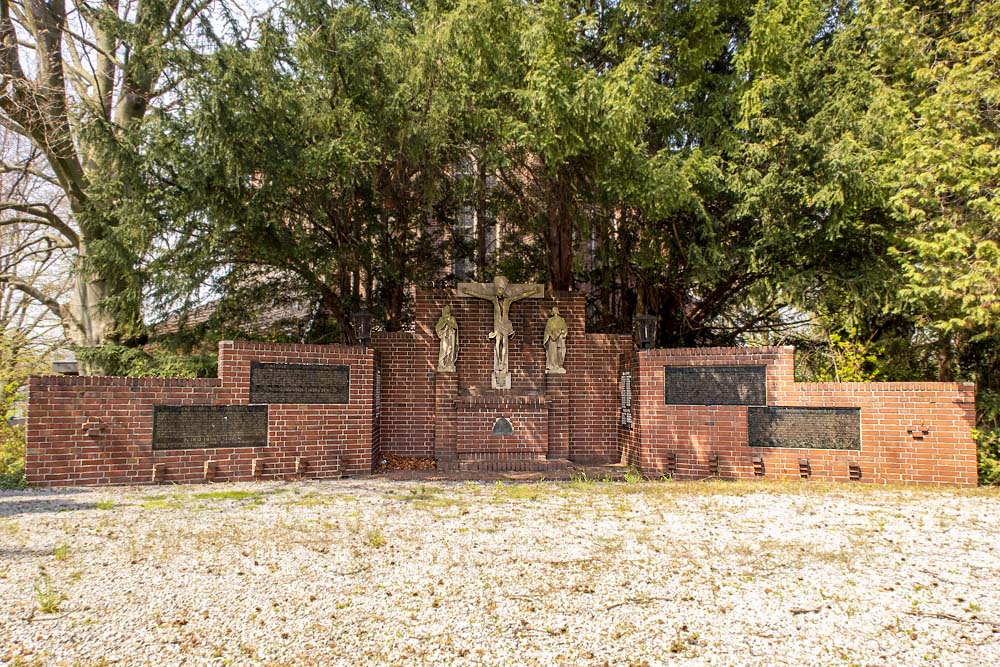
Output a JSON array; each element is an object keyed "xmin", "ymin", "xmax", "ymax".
[
  {"xmin": 748, "ymin": 407, "xmax": 861, "ymax": 450},
  {"xmin": 153, "ymin": 405, "xmax": 268, "ymax": 450},
  {"xmin": 249, "ymin": 362, "xmax": 349, "ymax": 404},
  {"xmin": 491, "ymin": 416, "xmax": 514, "ymax": 436},
  {"xmin": 665, "ymin": 366, "xmax": 766, "ymax": 406}
]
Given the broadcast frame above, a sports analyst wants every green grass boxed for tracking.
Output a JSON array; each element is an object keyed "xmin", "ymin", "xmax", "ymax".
[
  {"xmin": 94, "ymin": 500, "xmax": 114, "ymax": 510},
  {"xmin": 494, "ymin": 482, "xmax": 544, "ymax": 501},
  {"xmin": 34, "ymin": 568, "xmax": 64, "ymax": 614},
  {"xmin": 364, "ymin": 527, "xmax": 387, "ymax": 548},
  {"xmin": 140, "ymin": 497, "xmax": 186, "ymax": 510},
  {"xmin": 52, "ymin": 543, "xmax": 70, "ymax": 561},
  {"xmin": 192, "ymin": 490, "xmax": 265, "ymax": 502}
]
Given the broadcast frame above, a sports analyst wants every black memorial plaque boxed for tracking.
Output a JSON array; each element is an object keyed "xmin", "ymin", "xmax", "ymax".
[
  {"xmin": 748, "ymin": 406, "xmax": 861, "ymax": 450},
  {"xmin": 665, "ymin": 366, "xmax": 767, "ymax": 406},
  {"xmin": 249, "ymin": 362, "xmax": 350, "ymax": 404},
  {"xmin": 152, "ymin": 405, "xmax": 268, "ymax": 450},
  {"xmin": 492, "ymin": 416, "xmax": 514, "ymax": 436}
]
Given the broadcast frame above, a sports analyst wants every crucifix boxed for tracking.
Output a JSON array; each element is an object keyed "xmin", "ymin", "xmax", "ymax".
[{"xmin": 458, "ymin": 276, "xmax": 544, "ymax": 389}]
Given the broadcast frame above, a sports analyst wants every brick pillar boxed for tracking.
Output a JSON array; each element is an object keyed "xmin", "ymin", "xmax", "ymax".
[
  {"xmin": 546, "ymin": 373, "xmax": 569, "ymax": 461},
  {"xmin": 434, "ymin": 373, "xmax": 458, "ymax": 470}
]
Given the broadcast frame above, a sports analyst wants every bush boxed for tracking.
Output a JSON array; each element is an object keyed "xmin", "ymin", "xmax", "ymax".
[
  {"xmin": 976, "ymin": 390, "xmax": 1000, "ymax": 486},
  {"xmin": 0, "ymin": 422, "xmax": 26, "ymax": 489},
  {"xmin": 76, "ymin": 343, "xmax": 217, "ymax": 378}
]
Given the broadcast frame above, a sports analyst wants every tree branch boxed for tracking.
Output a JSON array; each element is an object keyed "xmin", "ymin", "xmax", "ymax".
[
  {"xmin": 0, "ymin": 271, "xmax": 74, "ymax": 325},
  {"xmin": 0, "ymin": 203, "xmax": 80, "ymax": 246}
]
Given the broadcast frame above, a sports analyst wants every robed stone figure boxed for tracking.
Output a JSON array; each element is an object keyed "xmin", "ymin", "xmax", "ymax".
[
  {"xmin": 435, "ymin": 305, "xmax": 459, "ymax": 372},
  {"xmin": 544, "ymin": 307, "xmax": 568, "ymax": 374},
  {"xmin": 458, "ymin": 276, "xmax": 543, "ymax": 389}
]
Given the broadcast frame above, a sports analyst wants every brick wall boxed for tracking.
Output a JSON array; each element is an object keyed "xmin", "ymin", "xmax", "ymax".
[
  {"xmin": 628, "ymin": 347, "xmax": 977, "ymax": 486},
  {"xmin": 455, "ymin": 395, "xmax": 548, "ymax": 458},
  {"xmin": 371, "ymin": 331, "xmax": 434, "ymax": 458},
  {"xmin": 374, "ymin": 288, "xmax": 629, "ymax": 464},
  {"xmin": 26, "ymin": 342, "xmax": 378, "ymax": 487}
]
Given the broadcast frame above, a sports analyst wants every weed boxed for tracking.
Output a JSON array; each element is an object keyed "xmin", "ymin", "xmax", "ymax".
[
  {"xmin": 94, "ymin": 500, "xmax": 114, "ymax": 510},
  {"xmin": 34, "ymin": 568, "xmax": 65, "ymax": 614},
  {"xmin": 141, "ymin": 497, "xmax": 185, "ymax": 510},
  {"xmin": 193, "ymin": 490, "xmax": 264, "ymax": 502},
  {"xmin": 365, "ymin": 527, "xmax": 387, "ymax": 548},
  {"xmin": 52, "ymin": 543, "xmax": 70, "ymax": 561},
  {"xmin": 622, "ymin": 467, "xmax": 644, "ymax": 484},
  {"xmin": 496, "ymin": 483, "xmax": 543, "ymax": 501}
]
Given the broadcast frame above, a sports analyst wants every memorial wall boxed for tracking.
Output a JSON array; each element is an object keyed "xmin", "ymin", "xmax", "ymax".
[
  {"xmin": 621, "ymin": 347, "xmax": 977, "ymax": 485},
  {"xmin": 25, "ymin": 286, "xmax": 978, "ymax": 486},
  {"xmin": 25, "ymin": 342, "xmax": 378, "ymax": 486}
]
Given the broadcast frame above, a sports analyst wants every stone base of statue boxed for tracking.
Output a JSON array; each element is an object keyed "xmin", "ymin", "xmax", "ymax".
[
  {"xmin": 545, "ymin": 366, "xmax": 567, "ymax": 375},
  {"xmin": 492, "ymin": 370, "xmax": 511, "ymax": 390}
]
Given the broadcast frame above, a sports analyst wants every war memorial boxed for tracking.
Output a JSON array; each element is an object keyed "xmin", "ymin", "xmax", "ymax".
[{"xmin": 25, "ymin": 277, "xmax": 977, "ymax": 487}]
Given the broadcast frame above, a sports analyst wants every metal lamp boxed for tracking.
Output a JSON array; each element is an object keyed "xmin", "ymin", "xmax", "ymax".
[
  {"xmin": 634, "ymin": 313, "xmax": 658, "ymax": 350},
  {"xmin": 350, "ymin": 310, "xmax": 374, "ymax": 347}
]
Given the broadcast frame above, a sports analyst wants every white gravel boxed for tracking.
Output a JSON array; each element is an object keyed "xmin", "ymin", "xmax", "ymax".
[{"xmin": 1, "ymin": 478, "xmax": 998, "ymax": 666}]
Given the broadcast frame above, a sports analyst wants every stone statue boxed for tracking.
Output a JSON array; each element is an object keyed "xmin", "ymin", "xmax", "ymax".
[
  {"xmin": 458, "ymin": 276, "xmax": 544, "ymax": 389},
  {"xmin": 543, "ymin": 307, "xmax": 568, "ymax": 374},
  {"xmin": 435, "ymin": 305, "xmax": 459, "ymax": 372}
]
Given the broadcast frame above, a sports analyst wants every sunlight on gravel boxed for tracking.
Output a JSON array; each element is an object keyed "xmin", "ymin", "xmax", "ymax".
[{"xmin": 1, "ymin": 479, "xmax": 999, "ymax": 666}]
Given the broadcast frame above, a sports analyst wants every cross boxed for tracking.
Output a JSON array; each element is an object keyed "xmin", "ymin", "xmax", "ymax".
[{"xmin": 458, "ymin": 276, "xmax": 544, "ymax": 389}]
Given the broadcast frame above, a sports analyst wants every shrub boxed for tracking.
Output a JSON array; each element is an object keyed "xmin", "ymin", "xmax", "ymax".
[
  {"xmin": 76, "ymin": 343, "xmax": 217, "ymax": 378},
  {"xmin": 976, "ymin": 390, "xmax": 1000, "ymax": 486},
  {"xmin": 0, "ymin": 422, "xmax": 26, "ymax": 489}
]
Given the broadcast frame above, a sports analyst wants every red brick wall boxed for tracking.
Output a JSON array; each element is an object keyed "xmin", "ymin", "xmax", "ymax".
[
  {"xmin": 26, "ymin": 342, "xmax": 378, "ymax": 487},
  {"xmin": 371, "ymin": 331, "xmax": 434, "ymax": 458},
  {"xmin": 629, "ymin": 347, "xmax": 977, "ymax": 486},
  {"xmin": 374, "ymin": 288, "xmax": 629, "ymax": 464},
  {"xmin": 455, "ymin": 395, "xmax": 548, "ymax": 458},
  {"xmin": 569, "ymin": 334, "xmax": 632, "ymax": 462}
]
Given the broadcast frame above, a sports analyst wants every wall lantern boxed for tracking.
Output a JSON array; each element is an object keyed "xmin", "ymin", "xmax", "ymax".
[
  {"xmin": 634, "ymin": 314, "xmax": 658, "ymax": 350},
  {"xmin": 351, "ymin": 310, "xmax": 374, "ymax": 348}
]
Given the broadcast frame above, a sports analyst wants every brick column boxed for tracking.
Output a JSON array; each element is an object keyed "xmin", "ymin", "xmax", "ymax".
[
  {"xmin": 434, "ymin": 373, "xmax": 458, "ymax": 470},
  {"xmin": 546, "ymin": 373, "xmax": 570, "ymax": 461}
]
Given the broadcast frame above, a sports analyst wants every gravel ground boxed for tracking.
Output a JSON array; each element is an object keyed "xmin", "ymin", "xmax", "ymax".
[{"xmin": 1, "ymin": 478, "xmax": 999, "ymax": 667}]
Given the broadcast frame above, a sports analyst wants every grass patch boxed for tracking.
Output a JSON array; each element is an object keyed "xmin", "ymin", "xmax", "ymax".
[
  {"xmin": 141, "ymin": 497, "xmax": 186, "ymax": 510},
  {"xmin": 364, "ymin": 527, "xmax": 387, "ymax": 548},
  {"xmin": 494, "ymin": 482, "xmax": 544, "ymax": 501},
  {"xmin": 94, "ymin": 500, "xmax": 114, "ymax": 510},
  {"xmin": 193, "ymin": 490, "xmax": 265, "ymax": 502},
  {"xmin": 52, "ymin": 543, "xmax": 70, "ymax": 561},
  {"xmin": 34, "ymin": 568, "xmax": 65, "ymax": 614},
  {"xmin": 286, "ymin": 492, "xmax": 358, "ymax": 506}
]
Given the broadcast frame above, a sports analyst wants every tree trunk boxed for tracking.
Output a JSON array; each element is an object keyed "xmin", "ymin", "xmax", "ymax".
[
  {"xmin": 65, "ymin": 270, "xmax": 112, "ymax": 348},
  {"xmin": 544, "ymin": 172, "xmax": 574, "ymax": 291}
]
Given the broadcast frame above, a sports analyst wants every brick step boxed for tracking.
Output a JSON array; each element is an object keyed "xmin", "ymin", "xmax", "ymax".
[{"xmin": 456, "ymin": 457, "xmax": 571, "ymax": 473}]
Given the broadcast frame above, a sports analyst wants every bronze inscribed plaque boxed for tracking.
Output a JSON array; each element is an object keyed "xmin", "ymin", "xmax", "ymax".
[
  {"xmin": 152, "ymin": 405, "xmax": 268, "ymax": 450},
  {"xmin": 665, "ymin": 366, "xmax": 767, "ymax": 406},
  {"xmin": 748, "ymin": 407, "xmax": 861, "ymax": 450},
  {"xmin": 250, "ymin": 362, "xmax": 350, "ymax": 404}
]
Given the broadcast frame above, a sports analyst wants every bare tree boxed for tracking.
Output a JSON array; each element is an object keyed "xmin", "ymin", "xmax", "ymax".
[{"xmin": 0, "ymin": 0, "xmax": 223, "ymax": 346}]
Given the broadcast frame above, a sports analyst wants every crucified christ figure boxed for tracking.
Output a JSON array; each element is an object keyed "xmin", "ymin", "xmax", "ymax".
[{"xmin": 458, "ymin": 276, "xmax": 544, "ymax": 389}]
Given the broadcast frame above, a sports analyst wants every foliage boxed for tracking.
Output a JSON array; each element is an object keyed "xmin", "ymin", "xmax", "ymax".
[
  {"xmin": 974, "ymin": 391, "xmax": 1000, "ymax": 486},
  {"xmin": 0, "ymin": 1, "xmax": 226, "ymax": 348},
  {"xmin": 795, "ymin": 331, "xmax": 883, "ymax": 383},
  {"xmin": 875, "ymin": 1, "xmax": 1000, "ymax": 341},
  {"xmin": 75, "ymin": 344, "xmax": 217, "ymax": 378},
  {"xmin": 0, "ymin": 327, "xmax": 47, "ymax": 489},
  {"xmin": 0, "ymin": 421, "xmax": 25, "ymax": 489}
]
